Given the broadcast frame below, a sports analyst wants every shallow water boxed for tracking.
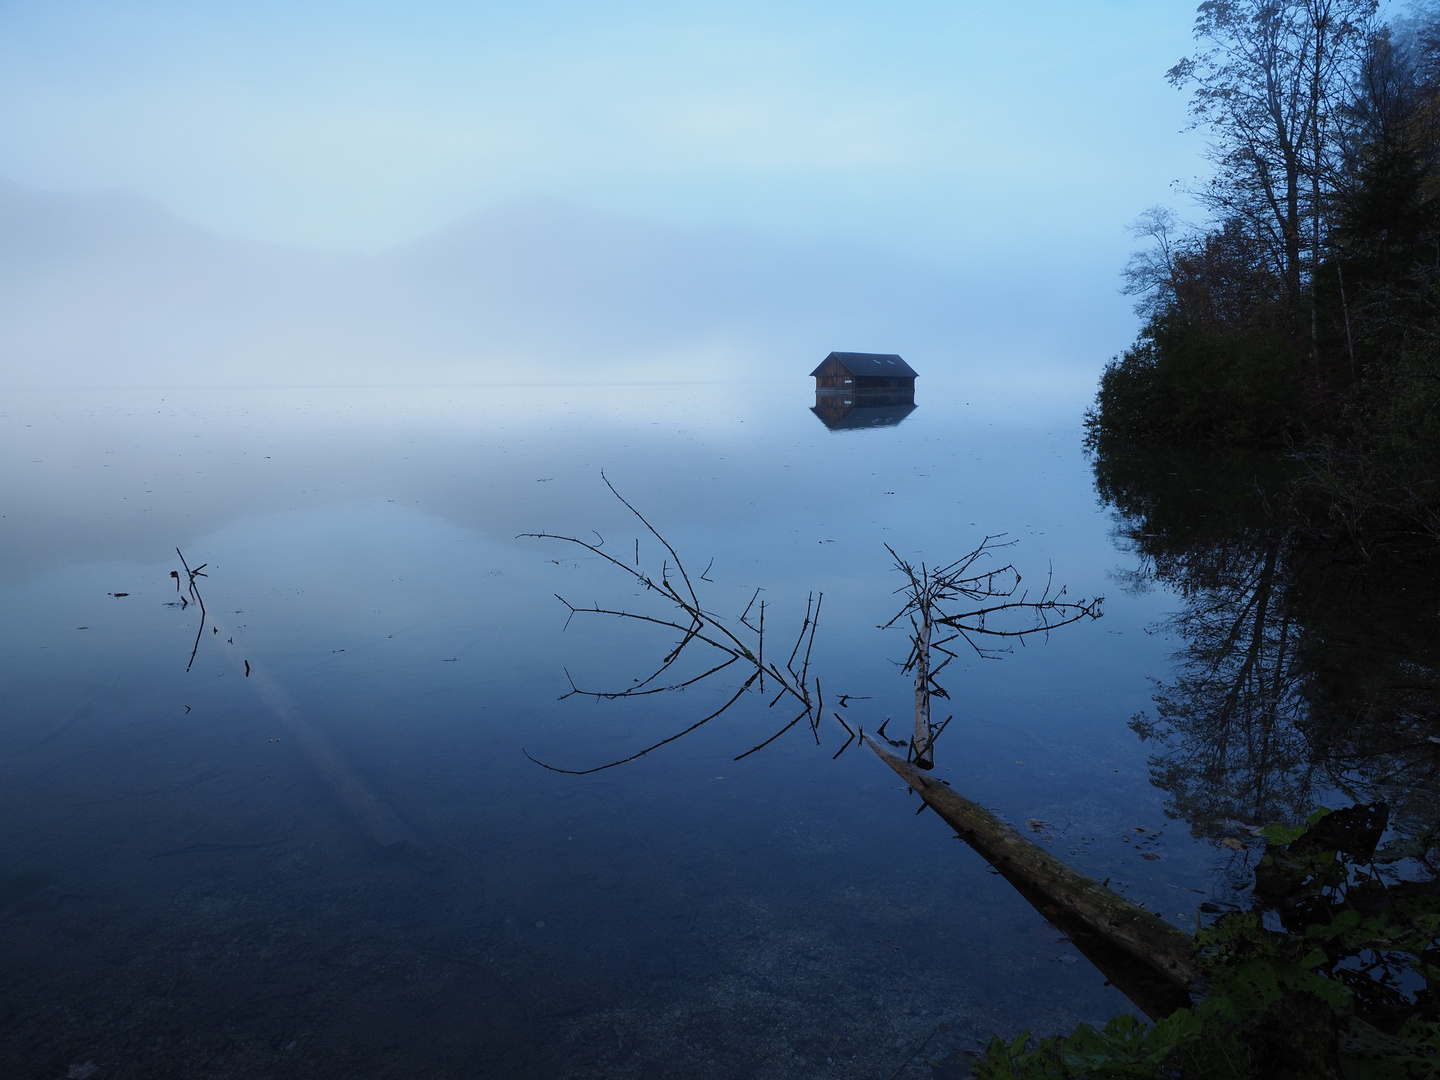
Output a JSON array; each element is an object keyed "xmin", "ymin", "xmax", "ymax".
[{"xmin": 1, "ymin": 382, "xmax": 1238, "ymax": 1078}]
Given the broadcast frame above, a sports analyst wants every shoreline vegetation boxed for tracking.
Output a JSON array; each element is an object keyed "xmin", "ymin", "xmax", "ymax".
[
  {"xmin": 1005, "ymin": 2, "xmax": 1440, "ymax": 1076},
  {"xmin": 1084, "ymin": 0, "xmax": 1440, "ymax": 542}
]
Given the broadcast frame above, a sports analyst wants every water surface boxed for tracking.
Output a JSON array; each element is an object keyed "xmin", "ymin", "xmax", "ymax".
[{"xmin": 2, "ymin": 382, "xmax": 1240, "ymax": 1079}]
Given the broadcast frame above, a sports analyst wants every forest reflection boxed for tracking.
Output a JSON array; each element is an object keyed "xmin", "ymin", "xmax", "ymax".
[{"xmin": 1093, "ymin": 446, "xmax": 1440, "ymax": 841}]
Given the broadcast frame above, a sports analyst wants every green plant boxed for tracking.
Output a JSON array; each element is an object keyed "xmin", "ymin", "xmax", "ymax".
[{"xmin": 971, "ymin": 806, "xmax": 1440, "ymax": 1079}]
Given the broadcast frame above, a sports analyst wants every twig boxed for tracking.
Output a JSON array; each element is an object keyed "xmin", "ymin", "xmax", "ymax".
[
  {"xmin": 175, "ymin": 548, "xmax": 209, "ymax": 672},
  {"xmin": 524, "ymin": 674, "xmax": 759, "ymax": 774},
  {"xmin": 831, "ymin": 712, "xmax": 856, "ymax": 759},
  {"xmin": 733, "ymin": 707, "xmax": 810, "ymax": 761}
]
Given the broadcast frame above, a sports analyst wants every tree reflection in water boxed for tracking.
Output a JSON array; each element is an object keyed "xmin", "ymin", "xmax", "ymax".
[{"xmin": 1093, "ymin": 445, "xmax": 1440, "ymax": 841}]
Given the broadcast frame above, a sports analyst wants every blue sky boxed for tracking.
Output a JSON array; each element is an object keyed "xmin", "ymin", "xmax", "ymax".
[{"xmin": 0, "ymin": 0, "xmax": 1203, "ymax": 271}]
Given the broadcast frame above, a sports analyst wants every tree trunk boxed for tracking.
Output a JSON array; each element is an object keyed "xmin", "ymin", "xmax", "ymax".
[
  {"xmin": 1338, "ymin": 261, "xmax": 1356, "ymax": 378},
  {"xmin": 912, "ymin": 609, "xmax": 934, "ymax": 769},
  {"xmin": 866, "ymin": 736, "xmax": 1199, "ymax": 1019},
  {"xmin": 1286, "ymin": 166, "xmax": 1304, "ymax": 298}
]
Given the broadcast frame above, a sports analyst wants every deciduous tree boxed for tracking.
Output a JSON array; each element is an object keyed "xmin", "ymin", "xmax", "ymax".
[{"xmin": 1169, "ymin": 0, "xmax": 1377, "ymax": 310}]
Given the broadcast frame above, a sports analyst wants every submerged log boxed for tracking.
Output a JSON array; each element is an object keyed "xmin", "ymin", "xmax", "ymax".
[
  {"xmin": 210, "ymin": 617, "xmax": 431, "ymax": 858},
  {"xmin": 866, "ymin": 736, "xmax": 1199, "ymax": 1020}
]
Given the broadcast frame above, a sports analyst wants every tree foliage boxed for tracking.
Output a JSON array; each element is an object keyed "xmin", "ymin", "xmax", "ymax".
[
  {"xmin": 1088, "ymin": 1, "xmax": 1440, "ymax": 537},
  {"xmin": 1169, "ymin": 0, "xmax": 1377, "ymax": 298},
  {"xmin": 968, "ymin": 807, "xmax": 1440, "ymax": 1080}
]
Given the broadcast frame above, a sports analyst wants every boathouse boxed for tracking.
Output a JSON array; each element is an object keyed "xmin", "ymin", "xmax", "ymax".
[
  {"xmin": 810, "ymin": 351, "xmax": 918, "ymax": 430},
  {"xmin": 810, "ymin": 352, "xmax": 917, "ymax": 393}
]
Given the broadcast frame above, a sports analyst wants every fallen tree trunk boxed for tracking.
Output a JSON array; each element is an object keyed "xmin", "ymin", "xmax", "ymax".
[{"xmin": 866, "ymin": 736, "xmax": 1199, "ymax": 1020}]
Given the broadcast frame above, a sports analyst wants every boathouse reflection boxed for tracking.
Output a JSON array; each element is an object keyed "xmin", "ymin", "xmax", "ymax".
[{"xmin": 811, "ymin": 391, "xmax": 917, "ymax": 430}]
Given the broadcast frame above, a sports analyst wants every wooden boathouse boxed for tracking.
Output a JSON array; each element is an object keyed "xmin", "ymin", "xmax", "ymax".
[
  {"xmin": 810, "ymin": 352, "xmax": 917, "ymax": 394},
  {"xmin": 810, "ymin": 351, "xmax": 918, "ymax": 430}
]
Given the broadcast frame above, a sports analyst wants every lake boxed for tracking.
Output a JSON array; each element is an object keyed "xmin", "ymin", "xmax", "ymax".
[{"xmin": 0, "ymin": 381, "xmax": 1363, "ymax": 1079}]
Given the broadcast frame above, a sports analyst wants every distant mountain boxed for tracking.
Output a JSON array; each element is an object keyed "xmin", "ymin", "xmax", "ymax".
[
  {"xmin": 0, "ymin": 180, "xmax": 1096, "ymax": 390},
  {"xmin": 0, "ymin": 180, "xmax": 370, "ymax": 388},
  {"xmin": 371, "ymin": 197, "xmax": 965, "ymax": 374}
]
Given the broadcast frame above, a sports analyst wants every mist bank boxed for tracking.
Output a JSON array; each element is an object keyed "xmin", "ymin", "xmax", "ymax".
[{"xmin": 0, "ymin": 179, "xmax": 1125, "ymax": 391}]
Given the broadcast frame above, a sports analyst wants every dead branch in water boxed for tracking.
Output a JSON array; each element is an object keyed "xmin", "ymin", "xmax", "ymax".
[
  {"xmin": 173, "ymin": 548, "xmax": 208, "ymax": 672},
  {"xmin": 517, "ymin": 473, "xmax": 822, "ymax": 774},
  {"xmin": 866, "ymin": 735, "xmax": 1198, "ymax": 1019},
  {"xmin": 521, "ymin": 479, "xmax": 1101, "ymax": 776},
  {"xmin": 880, "ymin": 540, "xmax": 1102, "ymax": 768},
  {"xmin": 522, "ymin": 487, "xmax": 1198, "ymax": 1019},
  {"xmin": 170, "ymin": 552, "xmax": 429, "ymax": 857}
]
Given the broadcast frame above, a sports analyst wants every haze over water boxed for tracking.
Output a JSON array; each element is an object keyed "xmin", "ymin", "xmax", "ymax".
[
  {"xmin": 1, "ymin": 379, "xmax": 1256, "ymax": 1077},
  {"xmin": 0, "ymin": 3, "xmax": 1261, "ymax": 1076}
]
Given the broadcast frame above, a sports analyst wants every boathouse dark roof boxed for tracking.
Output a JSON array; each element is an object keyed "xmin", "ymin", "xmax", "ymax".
[{"xmin": 809, "ymin": 352, "xmax": 918, "ymax": 379}]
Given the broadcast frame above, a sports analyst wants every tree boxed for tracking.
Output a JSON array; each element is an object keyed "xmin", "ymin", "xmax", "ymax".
[
  {"xmin": 1170, "ymin": 0, "xmax": 1377, "ymax": 313},
  {"xmin": 1122, "ymin": 206, "xmax": 1186, "ymax": 319}
]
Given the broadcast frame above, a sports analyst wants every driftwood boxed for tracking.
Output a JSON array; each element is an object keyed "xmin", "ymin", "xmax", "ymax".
[
  {"xmin": 913, "ymin": 611, "xmax": 935, "ymax": 768},
  {"xmin": 865, "ymin": 548, "xmax": 1202, "ymax": 1018},
  {"xmin": 520, "ymin": 483, "xmax": 1099, "ymax": 775},
  {"xmin": 866, "ymin": 736, "xmax": 1199, "ymax": 1020}
]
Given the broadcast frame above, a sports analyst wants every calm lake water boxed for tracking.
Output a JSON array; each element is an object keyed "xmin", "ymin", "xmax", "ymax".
[{"xmin": 0, "ymin": 382, "xmax": 1337, "ymax": 1079}]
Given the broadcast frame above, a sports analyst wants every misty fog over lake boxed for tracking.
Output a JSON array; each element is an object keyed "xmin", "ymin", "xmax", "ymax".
[
  {"xmin": 15, "ymin": 2, "xmax": 1419, "ymax": 1076},
  {"xmin": 3, "ymin": 376, "xmax": 1247, "ymax": 1078},
  {"xmin": 0, "ymin": 181, "xmax": 1109, "ymax": 395},
  {"xmin": 0, "ymin": 173, "xmax": 1351, "ymax": 1076}
]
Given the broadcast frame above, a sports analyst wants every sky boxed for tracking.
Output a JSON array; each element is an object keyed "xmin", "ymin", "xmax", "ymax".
[{"xmin": 0, "ymin": 0, "xmax": 1204, "ymax": 269}]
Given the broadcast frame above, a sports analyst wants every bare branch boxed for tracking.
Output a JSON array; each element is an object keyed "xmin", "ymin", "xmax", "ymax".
[
  {"xmin": 176, "ymin": 548, "xmax": 209, "ymax": 673},
  {"xmin": 734, "ymin": 707, "xmax": 811, "ymax": 761},
  {"xmin": 880, "ymin": 540, "xmax": 1103, "ymax": 766},
  {"xmin": 524, "ymin": 482, "xmax": 1099, "ymax": 773},
  {"xmin": 601, "ymin": 470, "xmax": 702, "ymax": 611},
  {"xmin": 524, "ymin": 672, "xmax": 760, "ymax": 775}
]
